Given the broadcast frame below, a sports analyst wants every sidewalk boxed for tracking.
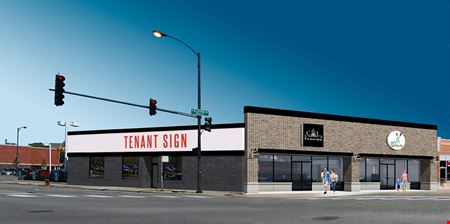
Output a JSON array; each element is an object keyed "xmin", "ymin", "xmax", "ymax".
[
  {"xmin": 1, "ymin": 176, "xmax": 449, "ymax": 198},
  {"xmin": 0, "ymin": 178, "xmax": 242, "ymax": 197}
]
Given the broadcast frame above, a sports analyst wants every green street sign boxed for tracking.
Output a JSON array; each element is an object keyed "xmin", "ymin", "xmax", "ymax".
[{"xmin": 191, "ymin": 109, "xmax": 209, "ymax": 116}]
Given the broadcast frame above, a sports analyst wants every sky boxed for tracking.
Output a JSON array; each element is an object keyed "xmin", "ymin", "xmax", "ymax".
[{"xmin": 0, "ymin": 0, "xmax": 449, "ymax": 146}]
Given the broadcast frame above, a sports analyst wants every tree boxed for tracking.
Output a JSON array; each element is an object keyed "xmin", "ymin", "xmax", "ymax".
[
  {"xmin": 11, "ymin": 158, "xmax": 18, "ymax": 170},
  {"xmin": 41, "ymin": 160, "xmax": 47, "ymax": 169},
  {"xmin": 29, "ymin": 142, "xmax": 46, "ymax": 147}
]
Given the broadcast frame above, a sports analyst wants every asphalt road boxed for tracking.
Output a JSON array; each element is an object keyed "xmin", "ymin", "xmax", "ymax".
[{"xmin": 0, "ymin": 183, "xmax": 449, "ymax": 224}]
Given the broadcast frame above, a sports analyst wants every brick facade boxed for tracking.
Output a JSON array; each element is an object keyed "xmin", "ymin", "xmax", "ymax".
[
  {"xmin": 0, "ymin": 144, "xmax": 61, "ymax": 169},
  {"xmin": 244, "ymin": 107, "xmax": 437, "ymax": 191}
]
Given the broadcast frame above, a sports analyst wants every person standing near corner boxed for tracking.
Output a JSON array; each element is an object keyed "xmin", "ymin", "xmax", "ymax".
[
  {"xmin": 401, "ymin": 170, "xmax": 408, "ymax": 192},
  {"xmin": 321, "ymin": 168, "xmax": 330, "ymax": 194},
  {"xmin": 330, "ymin": 169, "xmax": 338, "ymax": 194},
  {"xmin": 395, "ymin": 177, "xmax": 401, "ymax": 191}
]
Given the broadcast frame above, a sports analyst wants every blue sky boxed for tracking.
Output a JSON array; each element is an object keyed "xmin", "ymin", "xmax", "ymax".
[{"xmin": 0, "ymin": 0, "xmax": 449, "ymax": 145}]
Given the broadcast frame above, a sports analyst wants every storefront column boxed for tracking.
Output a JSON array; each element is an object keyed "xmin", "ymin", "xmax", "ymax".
[
  {"xmin": 244, "ymin": 152, "xmax": 259, "ymax": 193},
  {"xmin": 420, "ymin": 159, "xmax": 438, "ymax": 191},
  {"xmin": 343, "ymin": 156, "xmax": 360, "ymax": 192}
]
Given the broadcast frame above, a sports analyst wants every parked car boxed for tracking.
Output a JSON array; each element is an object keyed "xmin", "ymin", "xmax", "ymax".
[
  {"xmin": 19, "ymin": 168, "xmax": 32, "ymax": 180},
  {"xmin": 51, "ymin": 170, "xmax": 64, "ymax": 182},
  {"xmin": 37, "ymin": 169, "xmax": 50, "ymax": 180},
  {"xmin": 1, "ymin": 169, "xmax": 16, "ymax": 175}
]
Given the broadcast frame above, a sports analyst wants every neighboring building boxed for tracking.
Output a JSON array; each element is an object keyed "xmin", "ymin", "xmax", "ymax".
[
  {"xmin": 438, "ymin": 138, "xmax": 450, "ymax": 188},
  {"xmin": 67, "ymin": 106, "xmax": 438, "ymax": 192},
  {"xmin": 0, "ymin": 144, "xmax": 61, "ymax": 170}
]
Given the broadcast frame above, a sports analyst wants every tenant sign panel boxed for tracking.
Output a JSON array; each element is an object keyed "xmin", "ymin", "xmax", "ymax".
[{"xmin": 68, "ymin": 127, "xmax": 244, "ymax": 153}]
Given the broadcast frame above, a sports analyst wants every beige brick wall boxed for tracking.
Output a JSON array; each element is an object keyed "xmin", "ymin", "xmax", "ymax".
[{"xmin": 245, "ymin": 112, "xmax": 437, "ymax": 183}]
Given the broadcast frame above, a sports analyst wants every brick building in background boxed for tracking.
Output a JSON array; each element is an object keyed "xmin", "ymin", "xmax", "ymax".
[
  {"xmin": 0, "ymin": 144, "xmax": 61, "ymax": 170},
  {"xmin": 438, "ymin": 138, "xmax": 450, "ymax": 188}
]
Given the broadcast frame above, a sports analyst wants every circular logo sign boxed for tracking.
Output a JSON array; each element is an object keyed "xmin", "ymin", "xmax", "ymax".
[{"xmin": 387, "ymin": 131, "xmax": 405, "ymax": 151}]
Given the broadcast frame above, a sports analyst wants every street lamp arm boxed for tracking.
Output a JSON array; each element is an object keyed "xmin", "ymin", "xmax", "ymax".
[{"xmin": 165, "ymin": 35, "xmax": 199, "ymax": 56}]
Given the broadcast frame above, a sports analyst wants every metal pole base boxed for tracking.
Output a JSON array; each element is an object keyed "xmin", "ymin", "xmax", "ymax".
[{"xmin": 196, "ymin": 190, "xmax": 203, "ymax": 193}]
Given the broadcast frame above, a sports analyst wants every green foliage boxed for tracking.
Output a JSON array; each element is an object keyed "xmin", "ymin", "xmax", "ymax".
[{"xmin": 29, "ymin": 142, "xmax": 46, "ymax": 147}]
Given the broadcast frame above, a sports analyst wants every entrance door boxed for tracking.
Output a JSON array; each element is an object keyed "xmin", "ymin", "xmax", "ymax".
[
  {"xmin": 151, "ymin": 163, "xmax": 159, "ymax": 188},
  {"xmin": 380, "ymin": 164, "xmax": 395, "ymax": 189},
  {"xmin": 292, "ymin": 162, "xmax": 312, "ymax": 191}
]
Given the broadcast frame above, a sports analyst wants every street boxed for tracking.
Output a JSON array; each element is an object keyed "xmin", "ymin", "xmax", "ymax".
[{"xmin": 0, "ymin": 183, "xmax": 449, "ymax": 224}]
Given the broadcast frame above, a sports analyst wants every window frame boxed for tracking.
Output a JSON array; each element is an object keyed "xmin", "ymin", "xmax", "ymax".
[
  {"xmin": 163, "ymin": 156, "xmax": 182, "ymax": 181},
  {"xmin": 89, "ymin": 156, "xmax": 104, "ymax": 179},
  {"xmin": 122, "ymin": 156, "xmax": 139, "ymax": 179}
]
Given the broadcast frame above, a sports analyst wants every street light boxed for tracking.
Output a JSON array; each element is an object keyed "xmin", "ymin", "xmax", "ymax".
[
  {"xmin": 16, "ymin": 126, "xmax": 26, "ymax": 179},
  {"xmin": 58, "ymin": 121, "xmax": 80, "ymax": 174},
  {"xmin": 153, "ymin": 30, "xmax": 203, "ymax": 193}
]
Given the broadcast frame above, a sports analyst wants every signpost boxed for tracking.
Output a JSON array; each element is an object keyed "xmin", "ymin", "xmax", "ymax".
[{"xmin": 191, "ymin": 109, "xmax": 209, "ymax": 117}]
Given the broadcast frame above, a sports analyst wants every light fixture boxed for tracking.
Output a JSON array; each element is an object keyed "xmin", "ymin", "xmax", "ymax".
[{"xmin": 152, "ymin": 30, "xmax": 166, "ymax": 38}]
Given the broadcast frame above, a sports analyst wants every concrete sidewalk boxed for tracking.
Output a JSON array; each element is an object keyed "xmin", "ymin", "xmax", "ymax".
[
  {"xmin": 0, "ymin": 177, "xmax": 242, "ymax": 197},
  {"xmin": 1, "ymin": 176, "xmax": 449, "ymax": 198}
]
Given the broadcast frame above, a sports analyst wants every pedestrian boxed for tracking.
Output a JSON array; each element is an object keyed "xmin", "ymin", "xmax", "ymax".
[
  {"xmin": 401, "ymin": 170, "xmax": 408, "ymax": 192},
  {"xmin": 321, "ymin": 168, "xmax": 330, "ymax": 194},
  {"xmin": 330, "ymin": 170, "xmax": 338, "ymax": 194},
  {"xmin": 395, "ymin": 177, "xmax": 401, "ymax": 191}
]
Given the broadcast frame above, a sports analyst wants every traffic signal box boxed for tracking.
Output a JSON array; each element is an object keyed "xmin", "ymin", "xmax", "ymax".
[
  {"xmin": 149, "ymin": 99, "xmax": 157, "ymax": 116},
  {"xmin": 205, "ymin": 117, "xmax": 212, "ymax": 132},
  {"xmin": 54, "ymin": 74, "xmax": 65, "ymax": 106}
]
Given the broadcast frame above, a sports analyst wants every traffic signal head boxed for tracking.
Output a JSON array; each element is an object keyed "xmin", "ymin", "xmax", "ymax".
[
  {"xmin": 204, "ymin": 117, "xmax": 212, "ymax": 132},
  {"xmin": 149, "ymin": 98, "xmax": 157, "ymax": 116},
  {"xmin": 54, "ymin": 74, "xmax": 65, "ymax": 106}
]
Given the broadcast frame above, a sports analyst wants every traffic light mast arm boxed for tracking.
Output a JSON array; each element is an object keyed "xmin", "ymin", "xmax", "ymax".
[{"xmin": 48, "ymin": 89, "xmax": 197, "ymax": 119}]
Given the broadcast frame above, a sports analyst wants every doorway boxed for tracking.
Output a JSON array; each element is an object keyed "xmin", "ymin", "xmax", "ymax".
[
  {"xmin": 292, "ymin": 161, "xmax": 312, "ymax": 191},
  {"xmin": 151, "ymin": 159, "xmax": 159, "ymax": 188},
  {"xmin": 380, "ymin": 164, "xmax": 395, "ymax": 189}
]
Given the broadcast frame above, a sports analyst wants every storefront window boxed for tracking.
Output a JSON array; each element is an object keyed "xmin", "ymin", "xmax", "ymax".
[
  {"xmin": 366, "ymin": 158, "xmax": 379, "ymax": 182},
  {"xmin": 359, "ymin": 158, "xmax": 366, "ymax": 182},
  {"xmin": 440, "ymin": 161, "xmax": 448, "ymax": 182},
  {"xmin": 328, "ymin": 157, "xmax": 343, "ymax": 182},
  {"xmin": 89, "ymin": 156, "xmax": 104, "ymax": 178},
  {"xmin": 312, "ymin": 156, "xmax": 327, "ymax": 182},
  {"xmin": 273, "ymin": 155, "xmax": 291, "ymax": 182},
  {"xmin": 407, "ymin": 160, "xmax": 419, "ymax": 182},
  {"xmin": 447, "ymin": 165, "xmax": 450, "ymax": 181},
  {"xmin": 163, "ymin": 156, "xmax": 182, "ymax": 180},
  {"xmin": 395, "ymin": 160, "xmax": 407, "ymax": 180},
  {"xmin": 122, "ymin": 156, "xmax": 139, "ymax": 179},
  {"xmin": 258, "ymin": 154, "xmax": 273, "ymax": 182}
]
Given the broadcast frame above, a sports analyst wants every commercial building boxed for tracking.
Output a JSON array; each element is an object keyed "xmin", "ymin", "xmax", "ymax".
[
  {"xmin": 0, "ymin": 144, "xmax": 61, "ymax": 170},
  {"xmin": 438, "ymin": 138, "xmax": 450, "ymax": 188},
  {"xmin": 67, "ymin": 106, "xmax": 438, "ymax": 192},
  {"xmin": 67, "ymin": 124, "xmax": 245, "ymax": 191}
]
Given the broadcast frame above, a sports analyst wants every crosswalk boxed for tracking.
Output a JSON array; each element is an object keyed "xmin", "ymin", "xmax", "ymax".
[
  {"xmin": 288, "ymin": 196, "xmax": 450, "ymax": 201},
  {"xmin": 2, "ymin": 193, "xmax": 211, "ymax": 200}
]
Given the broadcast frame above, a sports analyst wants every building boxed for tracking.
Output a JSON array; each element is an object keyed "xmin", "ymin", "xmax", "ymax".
[
  {"xmin": 438, "ymin": 138, "xmax": 450, "ymax": 188},
  {"xmin": 0, "ymin": 144, "xmax": 61, "ymax": 170},
  {"xmin": 67, "ymin": 106, "xmax": 438, "ymax": 192},
  {"xmin": 67, "ymin": 124, "xmax": 244, "ymax": 191}
]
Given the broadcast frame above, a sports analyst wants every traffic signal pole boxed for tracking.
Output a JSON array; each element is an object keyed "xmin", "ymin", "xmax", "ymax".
[{"xmin": 49, "ymin": 89, "xmax": 197, "ymax": 119}]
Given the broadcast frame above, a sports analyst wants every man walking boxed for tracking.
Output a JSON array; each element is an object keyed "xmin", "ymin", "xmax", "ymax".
[{"xmin": 321, "ymin": 168, "xmax": 330, "ymax": 194}]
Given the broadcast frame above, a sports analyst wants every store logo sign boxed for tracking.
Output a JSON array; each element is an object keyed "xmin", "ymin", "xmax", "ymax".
[
  {"xmin": 303, "ymin": 124, "xmax": 324, "ymax": 147},
  {"xmin": 387, "ymin": 131, "xmax": 405, "ymax": 151}
]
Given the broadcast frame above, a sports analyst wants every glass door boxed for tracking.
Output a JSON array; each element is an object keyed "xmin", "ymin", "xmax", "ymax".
[
  {"xmin": 292, "ymin": 161, "xmax": 312, "ymax": 191},
  {"xmin": 380, "ymin": 164, "xmax": 395, "ymax": 190},
  {"xmin": 301, "ymin": 162, "xmax": 312, "ymax": 190}
]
